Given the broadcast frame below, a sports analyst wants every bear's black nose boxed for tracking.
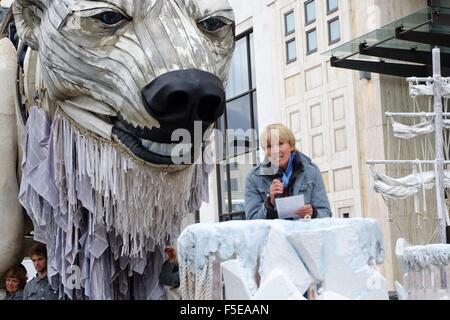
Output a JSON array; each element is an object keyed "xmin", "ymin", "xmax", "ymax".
[{"xmin": 142, "ymin": 69, "xmax": 226, "ymax": 129}]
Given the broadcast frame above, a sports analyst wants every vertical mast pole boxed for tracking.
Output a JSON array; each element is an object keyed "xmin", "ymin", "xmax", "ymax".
[{"xmin": 433, "ymin": 47, "xmax": 447, "ymax": 246}]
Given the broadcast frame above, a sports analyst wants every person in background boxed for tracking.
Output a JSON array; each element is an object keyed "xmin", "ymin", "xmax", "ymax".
[
  {"xmin": 245, "ymin": 123, "xmax": 332, "ymax": 220},
  {"xmin": 23, "ymin": 243, "xmax": 59, "ymax": 300},
  {"xmin": 159, "ymin": 246, "xmax": 180, "ymax": 300},
  {"xmin": 2, "ymin": 264, "xmax": 27, "ymax": 300}
]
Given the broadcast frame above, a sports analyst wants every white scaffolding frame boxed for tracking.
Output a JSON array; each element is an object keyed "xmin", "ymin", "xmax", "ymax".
[{"xmin": 367, "ymin": 48, "xmax": 449, "ymax": 245}]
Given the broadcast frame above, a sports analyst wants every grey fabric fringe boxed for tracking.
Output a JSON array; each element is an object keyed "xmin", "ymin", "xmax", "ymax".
[{"xmin": 19, "ymin": 107, "xmax": 210, "ymax": 300}]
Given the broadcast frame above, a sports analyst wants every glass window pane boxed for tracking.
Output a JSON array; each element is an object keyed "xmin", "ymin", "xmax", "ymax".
[
  {"xmin": 220, "ymin": 32, "xmax": 258, "ymax": 221},
  {"xmin": 307, "ymin": 29, "xmax": 317, "ymax": 53},
  {"xmin": 250, "ymin": 33, "xmax": 256, "ymax": 90},
  {"xmin": 230, "ymin": 178, "xmax": 239, "ymax": 192},
  {"xmin": 217, "ymin": 114, "xmax": 225, "ymax": 131},
  {"xmin": 227, "ymin": 95, "xmax": 251, "ymax": 131},
  {"xmin": 286, "ymin": 39, "xmax": 297, "ymax": 63},
  {"xmin": 226, "ymin": 95, "xmax": 255, "ymax": 157},
  {"xmin": 226, "ymin": 37, "xmax": 249, "ymax": 98},
  {"xmin": 217, "ymin": 114, "xmax": 228, "ymax": 159},
  {"xmin": 230, "ymin": 153, "xmax": 258, "ymax": 213},
  {"xmin": 285, "ymin": 11, "xmax": 295, "ymax": 34},
  {"xmin": 327, "ymin": 0, "xmax": 338, "ymax": 13},
  {"xmin": 329, "ymin": 18, "xmax": 340, "ymax": 44},
  {"xmin": 221, "ymin": 212, "xmax": 246, "ymax": 221},
  {"xmin": 219, "ymin": 162, "xmax": 230, "ymax": 213},
  {"xmin": 305, "ymin": 0, "xmax": 316, "ymax": 25},
  {"xmin": 252, "ymin": 91, "xmax": 259, "ymax": 142}
]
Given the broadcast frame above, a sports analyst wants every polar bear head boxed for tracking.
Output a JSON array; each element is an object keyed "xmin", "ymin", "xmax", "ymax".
[{"xmin": 13, "ymin": 0, "xmax": 235, "ymax": 166}]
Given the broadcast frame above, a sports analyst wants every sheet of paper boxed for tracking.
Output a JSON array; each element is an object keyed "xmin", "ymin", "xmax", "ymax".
[{"xmin": 275, "ymin": 195, "xmax": 305, "ymax": 219}]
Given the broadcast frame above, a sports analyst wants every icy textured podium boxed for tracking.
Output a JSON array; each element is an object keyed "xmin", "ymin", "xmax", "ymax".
[{"xmin": 178, "ymin": 218, "xmax": 389, "ymax": 300}]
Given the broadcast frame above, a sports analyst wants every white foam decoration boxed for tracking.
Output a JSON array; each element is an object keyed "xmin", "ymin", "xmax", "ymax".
[
  {"xmin": 258, "ymin": 223, "xmax": 312, "ymax": 295},
  {"xmin": 221, "ymin": 260, "xmax": 252, "ymax": 300},
  {"xmin": 288, "ymin": 225, "xmax": 388, "ymax": 300},
  {"xmin": 287, "ymin": 229, "xmax": 325, "ymax": 281},
  {"xmin": 358, "ymin": 269, "xmax": 389, "ymax": 300},
  {"xmin": 395, "ymin": 239, "xmax": 450, "ymax": 300},
  {"xmin": 252, "ymin": 269, "xmax": 306, "ymax": 300},
  {"xmin": 409, "ymin": 81, "xmax": 434, "ymax": 97},
  {"xmin": 442, "ymin": 79, "xmax": 450, "ymax": 97},
  {"xmin": 403, "ymin": 244, "xmax": 450, "ymax": 271},
  {"xmin": 395, "ymin": 281, "xmax": 408, "ymax": 300},
  {"xmin": 178, "ymin": 220, "xmax": 272, "ymax": 300},
  {"xmin": 178, "ymin": 218, "xmax": 385, "ymax": 300},
  {"xmin": 317, "ymin": 290, "xmax": 350, "ymax": 300},
  {"xmin": 409, "ymin": 77, "xmax": 450, "ymax": 98}
]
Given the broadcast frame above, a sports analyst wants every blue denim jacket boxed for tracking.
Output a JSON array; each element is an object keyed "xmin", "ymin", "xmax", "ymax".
[
  {"xmin": 245, "ymin": 151, "xmax": 332, "ymax": 220},
  {"xmin": 23, "ymin": 275, "xmax": 59, "ymax": 300}
]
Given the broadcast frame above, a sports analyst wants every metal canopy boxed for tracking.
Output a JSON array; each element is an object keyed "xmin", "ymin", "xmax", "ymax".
[{"xmin": 326, "ymin": 0, "xmax": 450, "ymax": 77}]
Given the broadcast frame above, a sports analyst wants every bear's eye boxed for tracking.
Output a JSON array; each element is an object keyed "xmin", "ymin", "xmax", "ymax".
[
  {"xmin": 94, "ymin": 11, "xmax": 127, "ymax": 25},
  {"xmin": 198, "ymin": 17, "xmax": 227, "ymax": 32}
]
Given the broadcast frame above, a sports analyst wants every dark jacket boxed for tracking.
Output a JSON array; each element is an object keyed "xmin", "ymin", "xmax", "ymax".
[
  {"xmin": 159, "ymin": 261, "xmax": 180, "ymax": 288},
  {"xmin": 245, "ymin": 151, "xmax": 332, "ymax": 220}
]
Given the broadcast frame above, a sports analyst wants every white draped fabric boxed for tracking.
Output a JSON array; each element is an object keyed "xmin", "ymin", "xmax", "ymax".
[
  {"xmin": 391, "ymin": 117, "xmax": 450, "ymax": 139},
  {"xmin": 370, "ymin": 169, "xmax": 443, "ymax": 200}
]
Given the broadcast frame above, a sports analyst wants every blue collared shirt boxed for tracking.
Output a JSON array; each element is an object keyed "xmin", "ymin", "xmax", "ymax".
[{"xmin": 23, "ymin": 275, "xmax": 59, "ymax": 300}]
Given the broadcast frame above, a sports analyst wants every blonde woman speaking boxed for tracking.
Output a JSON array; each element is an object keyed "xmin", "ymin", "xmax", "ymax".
[{"xmin": 245, "ymin": 124, "xmax": 332, "ymax": 220}]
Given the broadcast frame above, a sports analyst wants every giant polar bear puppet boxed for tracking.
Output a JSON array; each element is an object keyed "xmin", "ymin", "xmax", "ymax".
[{"xmin": 0, "ymin": 0, "xmax": 235, "ymax": 299}]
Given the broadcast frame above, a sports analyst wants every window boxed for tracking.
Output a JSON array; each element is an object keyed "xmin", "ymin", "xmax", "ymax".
[
  {"xmin": 327, "ymin": 0, "xmax": 339, "ymax": 14},
  {"xmin": 230, "ymin": 162, "xmax": 239, "ymax": 170},
  {"xmin": 338, "ymin": 207, "xmax": 352, "ymax": 219},
  {"xmin": 284, "ymin": 10, "xmax": 295, "ymax": 35},
  {"xmin": 230, "ymin": 179, "xmax": 240, "ymax": 192},
  {"xmin": 284, "ymin": 10, "xmax": 297, "ymax": 65},
  {"xmin": 306, "ymin": 28, "xmax": 317, "ymax": 54},
  {"xmin": 286, "ymin": 38, "xmax": 297, "ymax": 64},
  {"xmin": 305, "ymin": 0, "xmax": 316, "ymax": 26},
  {"xmin": 328, "ymin": 17, "xmax": 340, "ymax": 44},
  {"xmin": 218, "ymin": 31, "xmax": 259, "ymax": 222},
  {"xmin": 224, "ymin": 178, "xmax": 240, "ymax": 192}
]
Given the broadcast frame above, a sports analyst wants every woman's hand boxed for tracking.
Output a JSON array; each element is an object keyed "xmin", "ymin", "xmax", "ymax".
[
  {"xmin": 269, "ymin": 179, "xmax": 284, "ymax": 206},
  {"xmin": 296, "ymin": 205, "xmax": 314, "ymax": 218}
]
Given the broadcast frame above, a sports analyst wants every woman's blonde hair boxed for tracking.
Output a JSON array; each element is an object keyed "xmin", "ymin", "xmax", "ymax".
[{"xmin": 260, "ymin": 124, "xmax": 296, "ymax": 151}]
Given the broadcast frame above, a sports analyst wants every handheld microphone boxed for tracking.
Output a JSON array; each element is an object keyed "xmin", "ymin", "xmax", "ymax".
[
  {"xmin": 274, "ymin": 171, "xmax": 284, "ymax": 199},
  {"xmin": 260, "ymin": 157, "xmax": 285, "ymax": 198}
]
